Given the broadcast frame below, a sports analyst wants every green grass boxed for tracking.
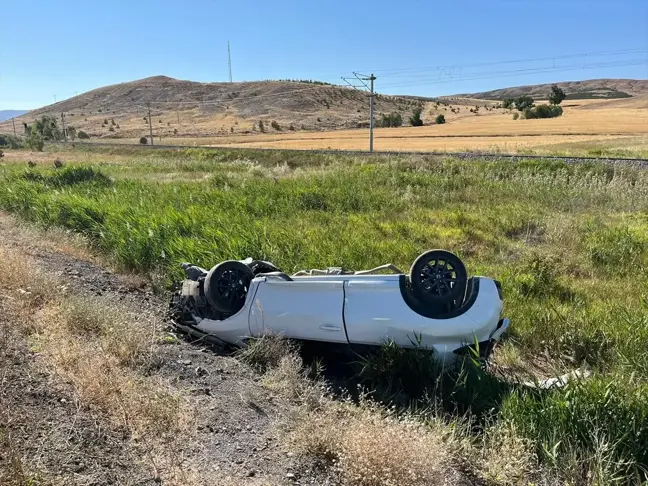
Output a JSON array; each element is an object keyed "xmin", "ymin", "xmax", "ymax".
[{"xmin": 2, "ymin": 145, "xmax": 648, "ymax": 483}]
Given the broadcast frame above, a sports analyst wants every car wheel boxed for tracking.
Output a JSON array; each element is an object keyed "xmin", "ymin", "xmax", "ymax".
[
  {"xmin": 409, "ymin": 250, "xmax": 467, "ymax": 304},
  {"xmin": 204, "ymin": 261, "xmax": 254, "ymax": 314}
]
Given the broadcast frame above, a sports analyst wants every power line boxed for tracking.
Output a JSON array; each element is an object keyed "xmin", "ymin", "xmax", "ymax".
[
  {"xmin": 379, "ymin": 59, "xmax": 648, "ymax": 89},
  {"xmin": 369, "ymin": 47, "xmax": 648, "ymax": 76}
]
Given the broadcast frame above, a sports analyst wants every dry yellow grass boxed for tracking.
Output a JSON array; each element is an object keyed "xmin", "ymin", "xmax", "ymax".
[
  {"xmin": 34, "ymin": 95, "xmax": 642, "ymax": 155},
  {"xmin": 0, "ymin": 246, "xmax": 195, "ymax": 484}
]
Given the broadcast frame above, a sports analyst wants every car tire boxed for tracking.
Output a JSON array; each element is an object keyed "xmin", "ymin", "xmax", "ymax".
[
  {"xmin": 204, "ymin": 261, "xmax": 254, "ymax": 314},
  {"xmin": 409, "ymin": 250, "xmax": 468, "ymax": 305}
]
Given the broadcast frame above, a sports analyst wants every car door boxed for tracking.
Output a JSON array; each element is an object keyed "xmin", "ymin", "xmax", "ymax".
[{"xmin": 254, "ymin": 279, "xmax": 348, "ymax": 343}]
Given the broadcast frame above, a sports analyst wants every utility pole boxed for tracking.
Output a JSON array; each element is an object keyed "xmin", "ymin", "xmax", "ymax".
[
  {"xmin": 61, "ymin": 113, "xmax": 67, "ymax": 142},
  {"xmin": 368, "ymin": 74, "xmax": 375, "ymax": 153},
  {"xmin": 342, "ymin": 72, "xmax": 377, "ymax": 152},
  {"xmin": 11, "ymin": 117, "xmax": 16, "ymax": 137},
  {"xmin": 176, "ymin": 109, "xmax": 180, "ymax": 125},
  {"xmin": 228, "ymin": 41, "xmax": 233, "ymax": 83},
  {"xmin": 147, "ymin": 103, "xmax": 154, "ymax": 145}
]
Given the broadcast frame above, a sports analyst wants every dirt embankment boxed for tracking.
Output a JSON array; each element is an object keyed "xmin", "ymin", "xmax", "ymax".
[{"xmin": 0, "ymin": 213, "xmax": 336, "ymax": 485}]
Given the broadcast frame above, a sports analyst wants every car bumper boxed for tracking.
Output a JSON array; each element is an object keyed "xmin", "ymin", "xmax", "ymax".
[{"xmin": 452, "ymin": 318, "xmax": 510, "ymax": 359}]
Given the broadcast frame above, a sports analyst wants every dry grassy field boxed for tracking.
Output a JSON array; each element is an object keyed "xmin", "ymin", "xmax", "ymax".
[{"xmin": 46, "ymin": 95, "xmax": 646, "ymax": 157}]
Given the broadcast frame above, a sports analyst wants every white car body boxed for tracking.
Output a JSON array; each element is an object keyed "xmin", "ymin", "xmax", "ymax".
[{"xmin": 177, "ymin": 271, "xmax": 510, "ymax": 363}]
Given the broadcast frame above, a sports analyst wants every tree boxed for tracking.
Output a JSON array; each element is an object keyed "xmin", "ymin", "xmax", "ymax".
[
  {"xmin": 549, "ymin": 85, "xmax": 566, "ymax": 105},
  {"xmin": 25, "ymin": 132, "xmax": 45, "ymax": 151},
  {"xmin": 67, "ymin": 126, "xmax": 77, "ymax": 141},
  {"xmin": 258, "ymin": 120, "xmax": 265, "ymax": 132},
  {"xmin": 514, "ymin": 96, "xmax": 534, "ymax": 112},
  {"xmin": 409, "ymin": 107, "xmax": 424, "ymax": 127},
  {"xmin": 271, "ymin": 120, "xmax": 281, "ymax": 131},
  {"xmin": 33, "ymin": 116, "xmax": 62, "ymax": 140},
  {"xmin": 435, "ymin": 114, "xmax": 446, "ymax": 124}
]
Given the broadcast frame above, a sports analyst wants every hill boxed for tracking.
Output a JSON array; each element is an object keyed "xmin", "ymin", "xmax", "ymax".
[
  {"xmin": 0, "ymin": 110, "xmax": 28, "ymax": 122},
  {"xmin": 458, "ymin": 79, "xmax": 648, "ymax": 101},
  {"xmin": 2, "ymin": 76, "xmax": 421, "ymax": 139}
]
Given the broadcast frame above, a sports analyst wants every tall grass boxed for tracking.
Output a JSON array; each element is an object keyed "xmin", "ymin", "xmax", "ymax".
[{"xmin": 2, "ymin": 148, "xmax": 648, "ymax": 482}]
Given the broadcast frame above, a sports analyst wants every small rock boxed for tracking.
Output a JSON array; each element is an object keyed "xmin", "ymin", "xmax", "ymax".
[
  {"xmin": 176, "ymin": 359, "xmax": 192, "ymax": 366},
  {"xmin": 235, "ymin": 459, "xmax": 244, "ymax": 465},
  {"xmin": 195, "ymin": 366, "xmax": 208, "ymax": 377},
  {"xmin": 286, "ymin": 473, "xmax": 296, "ymax": 479},
  {"xmin": 246, "ymin": 470, "xmax": 256, "ymax": 477}
]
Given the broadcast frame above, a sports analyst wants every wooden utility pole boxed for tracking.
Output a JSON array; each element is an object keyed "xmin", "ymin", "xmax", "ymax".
[
  {"xmin": 11, "ymin": 117, "xmax": 16, "ymax": 137},
  {"xmin": 147, "ymin": 103, "xmax": 154, "ymax": 145}
]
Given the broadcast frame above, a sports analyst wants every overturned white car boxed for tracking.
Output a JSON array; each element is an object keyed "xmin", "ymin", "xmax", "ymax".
[{"xmin": 170, "ymin": 250, "xmax": 510, "ymax": 363}]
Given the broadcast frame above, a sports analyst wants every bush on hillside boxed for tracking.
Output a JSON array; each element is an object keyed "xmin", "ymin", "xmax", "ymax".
[
  {"xmin": 409, "ymin": 107, "xmax": 424, "ymax": 126},
  {"xmin": 435, "ymin": 114, "xmax": 446, "ymax": 124},
  {"xmin": 0, "ymin": 133, "xmax": 23, "ymax": 149},
  {"xmin": 523, "ymin": 104, "xmax": 563, "ymax": 119},
  {"xmin": 512, "ymin": 113, "xmax": 520, "ymax": 120},
  {"xmin": 514, "ymin": 96, "xmax": 535, "ymax": 111},
  {"xmin": 77, "ymin": 130, "xmax": 90, "ymax": 139},
  {"xmin": 378, "ymin": 112, "xmax": 403, "ymax": 128},
  {"xmin": 139, "ymin": 136, "xmax": 148, "ymax": 145},
  {"xmin": 271, "ymin": 120, "xmax": 282, "ymax": 131}
]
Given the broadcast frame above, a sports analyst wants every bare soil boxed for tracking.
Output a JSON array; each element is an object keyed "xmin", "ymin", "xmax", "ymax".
[{"xmin": 0, "ymin": 213, "xmax": 337, "ymax": 485}]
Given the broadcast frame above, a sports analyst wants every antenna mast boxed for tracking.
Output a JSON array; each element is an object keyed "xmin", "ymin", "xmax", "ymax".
[{"xmin": 228, "ymin": 41, "xmax": 233, "ymax": 82}]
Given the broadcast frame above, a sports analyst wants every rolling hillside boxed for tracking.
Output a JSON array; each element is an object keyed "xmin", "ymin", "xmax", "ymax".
[
  {"xmin": 460, "ymin": 79, "xmax": 648, "ymax": 100},
  {"xmin": 1, "ymin": 76, "xmax": 420, "ymax": 139}
]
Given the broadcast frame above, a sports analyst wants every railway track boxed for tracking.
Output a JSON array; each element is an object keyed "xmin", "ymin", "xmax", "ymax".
[{"xmin": 57, "ymin": 141, "xmax": 648, "ymax": 166}]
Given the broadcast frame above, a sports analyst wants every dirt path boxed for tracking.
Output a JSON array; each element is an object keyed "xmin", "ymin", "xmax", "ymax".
[{"xmin": 0, "ymin": 213, "xmax": 334, "ymax": 485}]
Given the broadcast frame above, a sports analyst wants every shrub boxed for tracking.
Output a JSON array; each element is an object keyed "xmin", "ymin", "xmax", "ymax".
[
  {"xmin": 512, "ymin": 113, "xmax": 520, "ymax": 120},
  {"xmin": 271, "ymin": 120, "xmax": 281, "ymax": 131},
  {"xmin": 523, "ymin": 105, "xmax": 563, "ymax": 119},
  {"xmin": 173, "ymin": 128, "xmax": 178, "ymax": 135},
  {"xmin": 0, "ymin": 134, "xmax": 23, "ymax": 149},
  {"xmin": 108, "ymin": 126, "xmax": 114, "ymax": 132},
  {"xmin": 289, "ymin": 124, "xmax": 295, "ymax": 131},
  {"xmin": 409, "ymin": 107, "xmax": 424, "ymax": 126},
  {"xmin": 0, "ymin": 149, "xmax": 3, "ymax": 158},
  {"xmin": 77, "ymin": 130, "xmax": 90, "ymax": 140},
  {"xmin": 25, "ymin": 132, "xmax": 45, "ymax": 151},
  {"xmin": 103, "ymin": 119, "xmax": 108, "ymax": 125},
  {"xmin": 139, "ymin": 136, "xmax": 148, "ymax": 145},
  {"xmin": 435, "ymin": 114, "xmax": 446, "ymax": 124},
  {"xmin": 258, "ymin": 120, "xmax": 265, "ymax": 132},
  {"xmin": 379, "ymin": 112, "xmax": 403, "ymax": 128},
  {"xmin": 515, "ymin": 96, "xmax": 534, "ymax": 111}
]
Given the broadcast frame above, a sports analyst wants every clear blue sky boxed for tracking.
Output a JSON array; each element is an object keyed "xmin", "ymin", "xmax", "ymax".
[{"xmin": 2, "ymin": 0, "xmax": 647, "ymax": 109}]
